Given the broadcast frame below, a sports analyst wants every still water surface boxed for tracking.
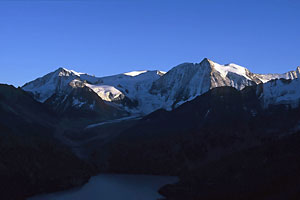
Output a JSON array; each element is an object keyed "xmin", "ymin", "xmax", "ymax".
[{"xmin": 29, "ymin": 174, "xmax": 178, "ymax": 200}]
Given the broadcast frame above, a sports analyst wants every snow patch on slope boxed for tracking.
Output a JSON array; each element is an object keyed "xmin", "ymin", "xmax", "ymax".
[
  {"xmin": 98, "ymin": 70, "xmax": 166, "ymax": 114},
  {"xmin": 86, "ymin": 84, "xmax": 123, "ymax": 102},
  {"xmin": 213, "ymin": 63, "xmax": 251, "ymax": 80},
  {"xmin": 256, "ymin": 73, "xmax": 289, "ymax": 83},
  {"xmin": 260, "ymin": 78, "xmax": 300, "ymax": 108},
  {"xmin": 124, "ymin": 70, "xmax": 148, "ymax": 76}
]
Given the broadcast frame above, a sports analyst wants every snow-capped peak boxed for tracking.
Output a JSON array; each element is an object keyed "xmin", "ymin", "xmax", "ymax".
[
  {"xmin": 22, "ymin": 67, "xmax": 165, "ymax": 113},
  {"xmin": 57, "ymin": 67, "xmax": 85, "ymax": 77},
  {"xmin": 22, "ymin": 67, "xmax": 83, "ymax": 102}
]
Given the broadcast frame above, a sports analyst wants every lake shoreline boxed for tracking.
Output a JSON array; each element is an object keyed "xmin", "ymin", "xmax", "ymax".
[{"xmin": 28, "ymin": 174, "xmax": 178, "ymax": 200}]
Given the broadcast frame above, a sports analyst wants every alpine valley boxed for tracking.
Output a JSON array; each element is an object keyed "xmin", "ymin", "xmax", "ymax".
[{"xmin": 2, "ymin": 58, "xmax": 300, "ymax": 200}]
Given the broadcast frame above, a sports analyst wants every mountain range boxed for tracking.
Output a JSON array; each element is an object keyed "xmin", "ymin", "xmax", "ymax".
[
  {"xmin": 2, "ymin": 58, "xmax": 300, "ymax": 200},
  {"xmin": 22, "ymin": 58, "xmax": 300, "ymax": 118}
]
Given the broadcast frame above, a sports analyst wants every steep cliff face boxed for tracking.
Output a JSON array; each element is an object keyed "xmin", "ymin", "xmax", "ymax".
[{"xmin": 150, "ymin": 60, "xmax": 212, "ymax": 108}]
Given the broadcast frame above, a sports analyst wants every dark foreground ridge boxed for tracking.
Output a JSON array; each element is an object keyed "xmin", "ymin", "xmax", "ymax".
[
  {"xmin": 159, "ymin": 131, "xmax": 300, "ymax": 200},
  {"xmin": 107, "ymin": 86, "xmax": 300, "ymax": 174},
  {"xmin": 0, "ymin": 84, "xmax": 95, "ymax": 200}
]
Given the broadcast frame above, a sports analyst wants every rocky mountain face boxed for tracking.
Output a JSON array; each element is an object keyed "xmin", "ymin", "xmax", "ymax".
[
  {"xmin": 150, "ymin": 59, "xmax": 300, "ymax": 109},
  {"xmin": 0, "ymin": 84, "xmax": 94, "ymax": 200},
  {"xmin": 44, "ymin": 79, "xmax": 128, "ymax": 124},
  {"xmin": 150, "ymin": 58, "xmax": 260, "ymax": 108}
]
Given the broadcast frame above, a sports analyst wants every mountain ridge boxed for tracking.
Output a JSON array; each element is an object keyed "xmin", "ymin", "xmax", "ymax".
[{"xmin": 22, "ymin": 58, "xmax": 300, "ymax": 117}]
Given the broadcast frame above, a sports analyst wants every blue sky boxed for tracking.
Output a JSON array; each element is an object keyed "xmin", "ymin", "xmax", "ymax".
[{"xmin": 1, "ymin": 0, "xmax": 300, "ymax": 86}]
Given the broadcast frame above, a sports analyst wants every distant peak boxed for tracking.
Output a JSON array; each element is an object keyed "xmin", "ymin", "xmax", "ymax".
[
  {"xmin": 56, "ymin": 66, "xmax": 70, "ymax": 71},
  {"xmin": 200, "ymin": 58, "xmax": 214, "ymax": 65},
  {"xmin": 54, "ymin": 67, "xmax": 83, "ymax": 77},
  {"xmin": 202, "ymin": 57, "xmax": 211, "ymax": 62},
  {"xmin": 55, "ymin": 67, "xmax": 71, "ymax": 73},
  {"xmin": 157, "ymin": 70, "xmax": 166, "ymax": 76}
]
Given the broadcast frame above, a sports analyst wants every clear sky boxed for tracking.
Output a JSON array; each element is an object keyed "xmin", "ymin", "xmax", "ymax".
[{"xmin": 1, "ymin": 0, "xmax": 300, "ymax": 86}]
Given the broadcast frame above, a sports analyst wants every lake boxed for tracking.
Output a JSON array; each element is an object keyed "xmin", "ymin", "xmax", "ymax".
[{"xmin": 28, "ymin": 174, "xmax": 178, "ymax": 200}]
